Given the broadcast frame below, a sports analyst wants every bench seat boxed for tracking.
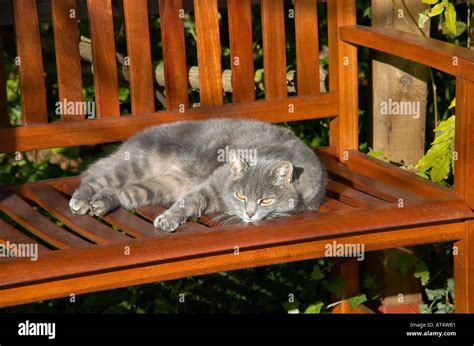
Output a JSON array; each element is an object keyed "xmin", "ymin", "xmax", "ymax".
[{"xmin": 0, "ymin": 147, "xmax": 472, "ymax": 308}]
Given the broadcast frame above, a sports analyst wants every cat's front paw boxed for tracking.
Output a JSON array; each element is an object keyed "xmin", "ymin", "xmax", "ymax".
[
  {"xmin": 69, "ymin": 198, "xmax": 90, "ymax": 215},
  {"xmin": 154, "ymin": 209, "xmax": 187, "ymax": 233},
  {"xmin": 89, "ymin": 191, "xmax": 118, "ymax": 216}
]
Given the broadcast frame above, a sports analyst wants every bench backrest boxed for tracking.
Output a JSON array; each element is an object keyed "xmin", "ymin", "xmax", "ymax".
[{"xmin": 0, "ymin": 0, "xmax": 357, "ymax": 158}]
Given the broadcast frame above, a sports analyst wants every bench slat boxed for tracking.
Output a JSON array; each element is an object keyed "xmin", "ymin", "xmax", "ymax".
[
  {"xmin": 261, "ymin": 0, "xmax": 287, "ymax": 100},
  {"xmin": 0, "ymin": 198, "xmax": 470, "ymax": 288},
  {"xmin": 137, "ymin": 205, "xmax": 209, "ymax": 233},
  {"xmin": 0, "ymin": 192, "xmax": 91, "ymax": 249},
  {"xmin": 0, "ymin": 219, "xmax": 50, "ymax": 256},
  {"xmin": 0, "ymin": 33, "xmax": 8, "ymax": 127},
  {"xmin": 56, "ymin": 181, "xmax": 159, "ymax": 238},
  {"xmin": 13, "ymin": 0, "xmax": 47, "ymax": 124},
  {"xmin": 295, "ymin": 0, "xmax": 320, "ymax": 95},
  {"xmin": 194, "ymin": 0, "xmax": 223, "ymax": 106},
  {"xmin": 123, "ymin": 0, "xmax": 155, "ymax": 115},
  {"xmin": 87, "ymin": 0, "xmax": 120, "ymax": 118},
  {"xmin": 158, "ymin": 0, "xmax": 189, "ymax": 110},
  {"xmin": 51, "ymin": 0, "xmax": 84, "ymax": 121},
  {"xmin": 227, "ymin": 0, "xmax": 255, "ymax": 103},
  {"xmin": 327, "ymin": 179, "xmax": 387, "ymax": 207},
  {"xmin": 22, "ymin": 186, "xmax": 130, "ymax": 244}
]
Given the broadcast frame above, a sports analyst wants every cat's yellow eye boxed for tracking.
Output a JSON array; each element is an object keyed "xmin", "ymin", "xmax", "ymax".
[
  {"xmin": 235, "ymin": 192, "xmax": 247, "ymax": 201},
  {"xmin": 259, "ymin": 198, "xmax": 274, "ymax": 205}
]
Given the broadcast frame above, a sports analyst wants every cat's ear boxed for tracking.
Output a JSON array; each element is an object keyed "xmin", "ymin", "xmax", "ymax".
[
  {"xmin": 271, "ymin": 161, "xmax": 293, "ymax": 186},
  {"xmin": 230, "ymin": 154, "xmax": 248, "ymax": 176}
]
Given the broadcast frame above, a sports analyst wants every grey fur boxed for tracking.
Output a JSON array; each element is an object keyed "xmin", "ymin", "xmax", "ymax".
[{"xmin": 69, "ymin": 118, "xmax": 327, "ymax": 232}]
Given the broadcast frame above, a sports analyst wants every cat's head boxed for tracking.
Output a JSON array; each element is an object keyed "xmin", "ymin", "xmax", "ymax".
[{"xmin": 222, "ymin": 155, "xmax": 299, "ymax": 222}]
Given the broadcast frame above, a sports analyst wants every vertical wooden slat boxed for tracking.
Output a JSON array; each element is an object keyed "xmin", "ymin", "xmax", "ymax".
[
  {"xmin": 123, "ymin": 0, "xmax": 155, "ymax": 115},
  {"xmin": 227, "ymin": 0, "xmax": 255, "ymax": 103},
  {"xmin": 454, "ymin": 78, "xmax": 474, "ymax": 208},
  {"xmin": 0, "ymin": 31, "xmax": 9, "ymax": 127},
  {"xmin": 194, "ymin": 0, "xmax": 223, "ymax": 107},
  {"xmin": 158, "ymin": 0, "xmax": 189, "ymax": 110},
  {"xmin": 12, "ymin": 0, "xmax": 47, "ymax": 125},
  {"xmin": 327, "ymin": 0, "xmax": 358, "ymax": 160},
  {"xmin": 51, "ymin": 0, "xmax": 84, "ymax": 122},
  {"xmin": 454, "ymin": 221, "xmax": 474, "ymax": 313},
  {"xmin": 327, "ymin": 0, "xmax": 339, "ymax": 147},
  {"xmin": 294, "ymin": 0, "xmax": 319, "ymax": 95},
  {"xmin": 261, "ymin": 0, "xmax": 287, "ymax": 100},
  {"xmin": 87, "ymin": 0, "xmax": 120, "ymax": 118}
]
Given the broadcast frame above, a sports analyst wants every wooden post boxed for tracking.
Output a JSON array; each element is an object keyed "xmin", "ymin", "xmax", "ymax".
[
  {"xmin": 328, "ymin": 0, "xmax": 358, "ymax": 160},
  {"xmin": 454, "ymin": 221, "xmax": 474, "ymax": 313}
]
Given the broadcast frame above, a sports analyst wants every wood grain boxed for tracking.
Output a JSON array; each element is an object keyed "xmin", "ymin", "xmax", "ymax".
[
  {"xmin": 261, "ymin": 0, "xmax": 287, "ymax": 100},
  {"xmin": 0, "ymin": 32, "xmax": 8, "ymax": 127},
  {"xmin": 123, "ymin": 0, "xmax": 155, "ymax": 115},
  {"xmin": 340, "ymin": 25, "xmax": 474, "ymax": 82},
  {"xmin": 454, "ymin": 78, "xmax": 474, "ymax": 208},
  {"xmin": 158, "ymin": 0, "xmax": 189, "ymax": 110},
  {"xmin": 51, "ymin": 0, "xmax": 84, "ymax": 121},
  {"xmin": 227, "ymin": 0, "xmax": 255, "ymax": 102},
  {"xmin": 0, "ymin": 93, "xmax": 339, "ymax": 153},
  {"xmin": 87, "ymin": 0, "xmax": 120, "ymax": 118},
  {"xmin": 0, "ymin": 191, "xmax": 91, "ymax": 249},
  {"xmin": 12, "ymin": 0, "xmax": 47, "ymax": 124},
  {"xmin": 22, "ymin": 186, "xmax": 131, "ymax": 244},
  {"xmin": 294, "ymin": 0, "xmax": 320, "ymax": 95},
  {"xmin": 194, "ymin": 0, "xmax": 223, "ymax": 106}
]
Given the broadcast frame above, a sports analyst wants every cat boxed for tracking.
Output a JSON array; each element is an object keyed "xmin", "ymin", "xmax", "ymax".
[{"xmin": 69, "ymin": 118, "xmax": 327, "ymax": 232}]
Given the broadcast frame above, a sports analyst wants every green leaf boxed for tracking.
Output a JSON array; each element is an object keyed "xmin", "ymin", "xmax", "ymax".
[
  {"xmin": 305, "ymin": 302, "xmax": 323, "ymax": 314},
  {"xmin": 391, "ymin": 253, "xmax": 417, "ymax": 275},
  {"xmin": 444, "ymin": 3, "xmax": 457, "ymax": 36},
  {"xmin": 310, "ymin": 264, "xmax": 325, "ymax": 281},
  {"xmin": 418, "ymin": 12, "xmax": 430, "ymax": 29},
  {"xmin": 420, "ymin": 303, "xmax": 432, "ymax": 314},
  {"xmin": 448, "ymin": 98, "xmax": 456, "ymax": 110},
  {"xmin": 118, "ymin": 87, "xmax": 130, "ymax": 102},
  {"xmin": 324, "ymin": 276, "xmax": 344, "ymax": 298},
  {"xmin": 348, "ymin": 294, "xmax": 367, "ymax": 310},
  {"xmin": 425, "ymin": 288, "xmax": 445, "ymax": 301},
  {"xmin": 415, "ymin": 260, "xmax": 430, "ymax": 286},
  {"xmin": 428, "ymin": 2, "xmax": 446, "ymax": 17}
]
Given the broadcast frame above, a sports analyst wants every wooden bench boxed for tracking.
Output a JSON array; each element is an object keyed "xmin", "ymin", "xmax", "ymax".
[{"xmin": 0, "ymin": 0, "xmax": 473, "ymax": 312}]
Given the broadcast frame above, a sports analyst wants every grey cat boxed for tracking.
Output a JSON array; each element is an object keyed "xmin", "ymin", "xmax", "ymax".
[{"xmin": 69, "ymin": 118, "xmax": 327, "ymax": 232}]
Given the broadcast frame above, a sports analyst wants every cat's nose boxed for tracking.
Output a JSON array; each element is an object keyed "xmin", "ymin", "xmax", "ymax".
[{"xmin": 246, "ymin": 211, "xmax": 255, "ymax": 218}]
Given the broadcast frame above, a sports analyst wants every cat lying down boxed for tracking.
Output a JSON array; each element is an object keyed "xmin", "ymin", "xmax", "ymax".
[{"xmin": 69, "ymin": 118, "xmax": 327, "ymax": 232}]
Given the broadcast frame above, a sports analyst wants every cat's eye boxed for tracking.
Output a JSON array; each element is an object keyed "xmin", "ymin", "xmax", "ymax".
[
  {"xmin": 235, "ymin": 192, "xmax": 247, "ymax": 201},
  {"xmin": 259, "ymin": 198, "xmax": 274, "ymax": 205}
]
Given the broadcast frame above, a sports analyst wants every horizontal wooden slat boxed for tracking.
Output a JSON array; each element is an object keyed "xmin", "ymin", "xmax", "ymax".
[
  {"xmin": 137, "ymin": 205, "xmax": 209, "ymax": 233},
  {"xmin": 0, "ymin": 219, "xmax": 50, "ymax": 256},
  {"xmin": 0, "ymin": 197, "xmax": 471, "ymax": 288},
  {"xmin": 123, "ymin": 0, "xmax": 155, "ymax": 115},
  {"xmin": 55, "ymin": 181, "xmax": 159, "ymax": 238},
  {"xmin": 22, "ymin": 186, "xmax": 131, "ymax": 244},
  {"xmin": 159, "ymin": 0, "xmax": 189, "ymax": 110},
  {"xmin": 0, "ymin": 192, "xmax": 91, "ymax": 249},
  {"xmin": 339, "ymin": 25, "xmax": 474, "ymax": 82},
  {"xmin": 327, "ymin": 179, "xmax": 386, "ymax": 207},
  {"xmin": 87, "ymin": 0, "xmax": 120, "ymax": 117},
  {"xmin": 318, "ymin": 151, "xmax": 422, "ymax": 203},
  {"xmin": 13, "ymin": 0, "xmax": 47, "ymax": 124},
  {"xmin": 0, "ymin": 221, "xmax": 466, "ymax": 307},
  {"xmin": 51, "ymin": 0, "xmax": 84, "ymax": 121},
  {"xmin": 344, "ymin": 150, "xmax": 452, "ymax": 200},
  {"xmin": 0, "ymin": 93, "xmax": 339, "ymax": 152}
]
